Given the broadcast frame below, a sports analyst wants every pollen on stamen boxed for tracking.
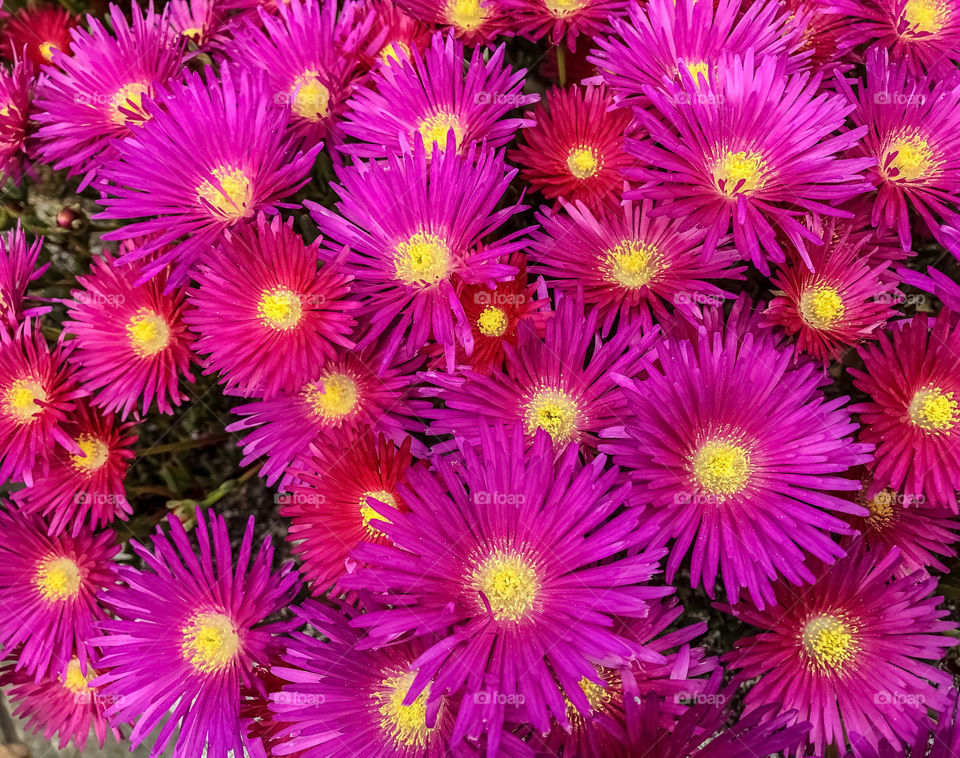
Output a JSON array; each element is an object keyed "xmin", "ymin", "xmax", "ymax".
[
  {"xmin": 477, "ymin": 306, "xmax": 508, "ymax": 337},
  {"xmin": 801, "ymin": 614, "xmax": 857, "ymax": 672},
  {"xmin": 886, "ymin": 132, "xmax": 939, "ymax": 183},
  {"xmin": 181, "ymin": 611, "xmax": 241, "ymax": 674},
  {"xmin": 416, "ymin": 111, "xmax": 464, "ymax": 156},
  {"xmin": 445, "ymin": 0, "xmax": 488, "ymax": 31},
  {"xmin": 566, "ymin": 145, "xmax": 601, "ymax": 180},
  {"xmin": 692, "ymin": 438, "xmax": 751, "ymax": 496},
  {"xmin": 126, "ymin": 310, "xmax": 171, "ymax": 357},
  {"xmin": 304, "ymin": 372, "xmax": 359, "ymax": 420},
  {"xmin": 545, "ymin": 0, "xmax": 586, "ymax": 17},
  {"xmin": 3, "ymin": 377, "xmax": 47, "ymax": 424},
  {"xmin": 713, "ymin": 149, "xmax": 766, "ymax": 195},
  {"xmin": 471, "ymin": 550, "xmax": 540, "ymax": 622},
  {"xmin": 196, "ymin": 166, "xmax": 253, "ymax": 221},
  {"xmin": 682, "ymin": 60, "xmax": 710, "ymax": 83},
  {"xmin": 394, "ymin": 232, "xmax": 452, "ymax": 285},
  {"xmin": 604, "ymin": 239, "xmax": 663, "ymax": 290},
  {"xmin": 289, "ymin": 70, "xmax": 331, "ymax": 122},
  {"xmin": 902, "ymin": 0, "xmax": 949, "ymax": 34},
  {"xmin": 375, "ymin": 670, "xmax": 434, "ymax": 748},
  {"xmin": 799, "ymin": 285, "xmax": 845, "ymax": 330},
  {"xmin": 61, "ymin": 658, "xmax": 94, "ymax": 695},
  {"xmin": 108, "ymin": 82, "xmax": 151, "ymax": 126},
  {"xmin": 34, "ymin": 555, "xmax": 83, "ymax": 602},
  {"xmin": 70, "ymin": 434, "xmax": 110, "ymax": 473},
  {"xmin": 257, "ymin": 288, "xmax": 303, "ymax": 331},
  {"xmin": 39, "ymin": 41, "xmax": 58, "ymax": 61},
  {"xmin": 565, "ymin": 668, "xmax": 621, "ymax": 729},
  {"xmin": 908, "ymin": 386, "xmax": 958, "ymax": 432},
  {"xmin": 379, "ymin": 40, "xmax": 411, "ymax": 65},
  {"xmin": 360, "ymin": 490, "xmax": 398, "ymax": 537},
  {"xmin": 524, "ymin": 387, "xmax": 581, "ymax": 444},
  {"xmin": 865, "ymin": 488, "xmax": 898, "ymax": 530}
]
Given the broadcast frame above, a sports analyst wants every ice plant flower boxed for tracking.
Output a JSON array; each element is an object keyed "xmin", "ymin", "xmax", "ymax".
[
  {"xmin": 528, "ymin": 196, "xmax": 745, "ymax": 334},
  {"xmin": 839, "ymin": 48, "xmax": 960, "ymax": 253},
  {"xmin": 511, "ymin": 84, "xmax": 632, "ymax": 208},
  {"xmin": 345, "ymin": 423, "xmax": 672, "ymax": 751},
  {"xmin": 0, "ymin": 56, "xmax": 33, "ymax": 186},
  {"xmin": 0, "ymin": 510, "xmax": 118, "ymax": 680},
  {"xmin": 184, "ymin": 213, "xmax": 358, "ymax": 398},
  {"xmin": 724, "ymin": 548, "xmax": 956, "ymax": 755},
  {"xmin": 628, "ymin": 52, "xmax": 873, "ymax": 272},
  {"xmin": 32, "ymin": 2, "xmax": 186, "ymax": 189},
  {"xmin": 352, "ymin": 0, "xmax": 432, "ymax": 70},
  {"xmin": 64, "ymin": 252, "xmax": 195, "ymax": 418},
  {"xmin": 281, "ymin": 429, "xmax": 414, "ymax": 591},
  {"xmin": 850, "ymin": 311, "xmax": 960, "ymax": 513},
  {"xmin": 0, "ymin": 5, "xmax": 79, "ymax": 67},
  {"xmin": 501, "ymin": 0, "xmax": 633, "ymax": 49},
  {"xmin": 0, "ymin": 320, "xmax": 81, "ymax": 486},
  {"xmin": 762, "ymin": 218, "xmax": 898, "ymax": 363},
  {"xmin": 0, "ymin": 223, "xmax": 50, "ymax": 327},
  {"xmin": 340, "ymin": 33, "xmax": 535, "ymax": 159},
  {"xmin": 96, "ymin": 65, "xmax": 319, "ymax": 286},
  {"xmin": 602, "ymin": 319, "xmax": 874, "ymax": 608},
  {"xmin": 424, "ymin": 295, "xmax": 658, "ymax": 454},
  {"xmin": 308, "ymin": 139, "xmax": 524, "ymax": 365},
  {"xmin": 590, "ymin": 0, "xmax": 805, "ymax": 109},
  {"xmin": 12, "ymin": 401, "xmax": 136, "ymax": 536},
  {"xmin": 227, "ymin": 346, "xmax": 428, "ymax": 486},
  {"xmin": 91, "ymin": 510, "xmax": 300, "ymax": 758},
  {"xmin": 398, "ymin": 0, "xmax": 507, "ymax": 42}
]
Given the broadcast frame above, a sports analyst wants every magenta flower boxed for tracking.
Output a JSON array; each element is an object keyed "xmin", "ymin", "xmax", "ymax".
[
  {"xmin": 0, "ymin": 56, "xmax": 32, "ymax": 185},
  {"xmin": 398, "ymin": 0, "xmax": 508, "ymax": 42},
  {"xmin": 501, "ymin": 0, "xmax": 632, "ymax": 49},
  {"xmin": 91, "ymin": 510, "xmax": 300, "ymax": 758},
  {"xmin": 0, "ymin": 5, "xmax": 80, "ymax": 68},
  {"xmin": 0, "ymin": 223, "xmax": 50, "ymax": 328}
]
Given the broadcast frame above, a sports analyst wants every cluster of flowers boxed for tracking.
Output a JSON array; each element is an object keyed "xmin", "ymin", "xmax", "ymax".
[{"xmin": 1, "ymin": 0, "xmax": 960, "ymax": 755}]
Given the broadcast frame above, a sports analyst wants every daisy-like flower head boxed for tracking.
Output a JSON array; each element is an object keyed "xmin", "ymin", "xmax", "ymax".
[
  {"xmin": 167, "ymin": 0, "xmax": 257, "ymax": 52},
  {"xmin": 511, "ymin": 84, "xmax": 632, "ymax": 208},
  {"xmin": 351, "ymin": 0, "xmax": 433, "ymax": 70},
  {"xmin": 345, "ymin": 422, "xmax": 673, "ymax": 748},
  {"xmin": 32, "ymin": 2, "xmax": 186, "ymax": 190},
  {"xmin": 398, "ymin": 0, "xmax": 507, "ymax": 42},
  {"xmin": 227, "ymin": 345, "xmax": 428, "ymax": 486},
  {"xmin": 91, "ymin": 510, "xmax": 300, "ymax": 758},
  {"xmin": 839, "ymin": 48, "xmax": 960, "ymax": 253},
  {"xmin": 628, "ymin": 52, "xmax": 873, "ymax": 273},
  {"xmin": 1, "ymin": 5, "xmax": 80, "ymax": 67},
  {"xmin": 308, "ymin": 139, "xmax": 524, "ymax": 365},
  {"xmin": 601, "ymin": 319, "xmax": 874, "ymax": 609},
  {"xmin": 833, "ymin": 0, "xmax": 960, "ymax": 75},
  {"xmin": 64, "ymin": 251, "xmax": 195, "ymax": 418},
  {"xmin": 784, "ymin": 0, "xmax": 858, "ymax": 74},
  {"xmin": 724, "ymin": 548, "xmax": 956, "ymax": 756},
  {"xmin": 529, "ymin": 195, "xmax": 746, "ymax": 335},
  {"xmin": 12, "ymin": 400, "xmax": 136, "ymax": 537},
  {"xmin": 281, "ymin": 429, "xmax": 414, "ymax": 592},
  {"xmin": 0, "ymin": 656, "xmax": 121, "ymax": 752},
  {"xmin": 762, "ymin": 217, "xmax": 899, "ymax": 363},
  {"xmin": 184, "ymin": 213, "xmax": 358, "ymax": 399},
  {"xmin": 500, "ymin": 0, "xmax": 632, "ymax": 50},
  {"xmin": 424, "ymin": 294, "xmax": 659, "ymax": 455},
  {"xmin": 340, "ymin": 32, "xmax": 536, "ymax": 159},
  {"xmin": 0, "ymin": 319, "xmax": 82, "ymax": 486},
  {"xmin": 590, "ymin": 0, "xmax": 806, "ymax": 109},
  {"xmin": 0, "ymin": 56, "xmax": 33, "ymax": 185},
  {"xmin": 851, "ymin": 311, "xmax": 960, "ymax": 513},
  {"xmin": 96, "ymin": 64, "xmax": 319, "ymax": 287},
  {"xmin": 229, "ymin": 0, "xmax": 361, "ymax": 148},
  {"xmin": 0, "ymin": 222, "xmax": 50, "ymax": 327},
  {"xmin": 0, "ymin": 509, "xmax": 118, "ymax": 681}
]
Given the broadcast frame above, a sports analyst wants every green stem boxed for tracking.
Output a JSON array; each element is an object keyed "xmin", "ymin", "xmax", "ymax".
[
  {"xmin": 557, "ymin": 45, "xmax": 567, "ymax": 88},
  {"xmin": 136, "ymin": 433, "xmax": 230, "ymax": 457}
]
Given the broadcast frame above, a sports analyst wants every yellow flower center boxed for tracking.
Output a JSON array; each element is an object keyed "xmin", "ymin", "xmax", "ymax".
[
  {"xmin": 126, "ymin": 310, "xmax": 171, "ymax": 356},
  {"xmin": 289, "ymin": 71, "xmax": 331, "ymax": 121},
  {"xmin": 108, "ymin": 82, "xmax": 151, "ymax": 126},
  {"xmin": 567, "ymin": 145, "xmax": 601, "ymax": 179},
  {"xmin": 3, "ymin": 378, "xmax": 46, "ymax": 424},
  {"xmin": 376, "ymin": 670, "xmax": 434, "ymax": 748},
  {"xmin": 34, "ymin": 556, "xmax": 82, "ymax": 602},
  {"xmin": 180, "ymin": 26, "xmax": 203, "ymax": 40},
  {"xmin": 566, "ymin": 669, "xmax": 621, "ymax": 727},
  {"xmin": 360, "ymin": 490, "xmax": 398, "ymax": 537},
  {"xmin": 477, "ymin": 306, "xmax": 508, "ymax": 337},
  {"xmin": 692, "ymin": 439, "xmax": 751, "ymax": 496},
  {"xmin": 62, "ymin": 658, "xmax": 93, "ymax": 695},
  {"xmin": 902, "ymin": 0, "xmax": 949, "ymax": 33},
  {"xmin": 257, "ymin": 288, "xmax": 302, "ymax": 330},
  {"xmin": 799, "ymin": 285, "xmax": 845, "ymax": 329},
  {"xmin": 197, "ymin": 166, "xmax": 253, "ymax": 221},
  {"xmin": 604, "ymin": 240, "xmax": 662, "ymax": 289},
  {"xmin": 909, "ymin": 386, "xmax": 958, "ymax": 432},
  {"xmin": 545, "ymin": 0, "xmax": 585, "ymax": 17},
  {"xmin": 865, "ymin": 489, "xmax": 897, "ymax": 529},
  {"xmin": 683, "ymin": 60, "xmax": 710, "ymax": 82},
  {"xmin": 379, "ymin": 40, "xmax": 411, "ymax": 64},
  {"xmin": 394, "ymin": 232, "xmax": 452, "ymax": 285},
  {"xmin": 70, "ymin": 435, "xmax": 110, "ymax": 473},
  {"xmin": 713, "ymin": 150, "xmax": 766, "ymax": 195},
  {"xmin": 417, "ymin": 111, "xmax": 464, "ymax": 156},
  {"xmin": 39, "ymin": 42, "xmax": 58, "ymax": 61},
  {"xmin": 446, "ymin": 0, "xmax": 489, "ymax": 31},
  {"xmin": 887, "ymin": 132, "xmax": 938, "ymax": 183},
  {"xmin": 801, "ymin": 615, "xmax": 856, "ymax": 672},
  {"xmin": 472, "ymin": 550, "xmax": 540, "ymax": 622},
  {"xmin": 524, "ymin": 388, "xmax": 580, "ymax": 444},
  {"xmin": 181, "ymin": 611, "xmax": 240, "ymax": 674},
  {"xmin": 305, "ymin": 373, "xmax": 359, "ymax": 420}
]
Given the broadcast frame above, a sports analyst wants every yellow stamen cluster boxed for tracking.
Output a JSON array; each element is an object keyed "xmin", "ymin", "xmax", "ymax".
[
  {"xmin": 71, "ymin": 435, "xmax": 110, "ymax": 473},
  {"xmin": 566, "ymin": 668, "xmax": 621, "ymax": 729},
  {"xmin": 257, "ymin": 288, "xmax": 302, "ymax": 330},
  {"xmin": 713, "ymin": 150, "xmax": 766, "ymax": 195},
  {"xmin": 126, "ymin": 310, "xmax": 171, "ymax": 356},
  {"xmin": 692, "ymin": 439, "xmax": 751, "ymax": 496},
  {"xmin": 379, "ymin": 40, "xmax": 411, "ymax": 65},
  {"xmin": 62, "ymin": 658, "xmax": 93, "ymax": 695},
  {"xmin": 477, "ymin": 306, "xmax": 508, "ymax": 337},
  {"xmin": 3, "ymin": 378, "xmax": 46, "ymax": 424},
  {"xmin": 39, "ymin": 42, "xmax": 58, "ymax": 62},
  {"xmin": 472, "ymin": 550, "xmax": 540, "ymax": 622},
  {"xmin": 524, "ymin": 387, "xmax": 580, "ymax": 444},
  {"xmin": 865, "ymin": 489, "xmax": 897, "ymax": 530},
  {"xmin": 360, "ymin": 490, "xmax": 398, "ymax": 536},
  {"xmin": 109, "ymin": 82, "xmax": 151, "ymax": 126},
  {"xmin": 290, "ymin": 71, "xmax": 331, "ymax": 121},
  {"xmin": 417, "ymin": 111, "xmax": 464, "ymax": 156},
  {"xmin": 887, "ymin": 132, "xmax": 939, "ymax": 183},
  {"xmin": 375, "ymin": 670, "xmax": 434, "ymax": 748},
  {"xmin": 197, "ymin": 166, "xmax": 253, "ymax": 221},
  {"xmin": 798, "ymin": 285, "xmax": 845, "ymax": 329},
  {"xmin": 445, "ymin": 0, "xmax": 489, "ymax": 32},
  {"xmin": 909, "ymin": 386, "xmax": 958, "ymax": 433},
  {"xmin": 34, "ymin": 555, "xmax": 83, "ymax": 602},
  {"xmin": 683, "ymin": 60, "xmax": 710, "ymax": 83},
  {"xmin": 394, "ymin": 232, "xmax": 452, "ymax": 285},
  {"xmin": 801, "ymin": 615, "xmax": 857, "ymax": 672},
  {"xmin": 545, "ymin": 0, "xmax": 586, "ymax": 17},
  {"xmin": 305, "ymin": 373, "xmax": 359, "ymax": 420},
  {"xmin": 604, "ymin": 239, "xmax": 662, "ymax": 289},
  {"xmin": 181, "ymin": 611, "xmax": 240, "ymax": 674},
  {"xmin": 902, "ymin": 0, "xmax": 949, "ymax": 34},
  {"xmin": 567, "ymin": 145, "xmax": 601, "ymax": 179}
]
